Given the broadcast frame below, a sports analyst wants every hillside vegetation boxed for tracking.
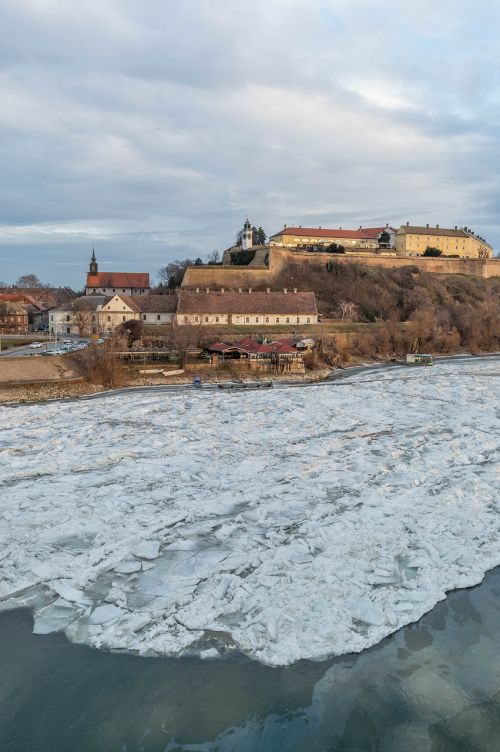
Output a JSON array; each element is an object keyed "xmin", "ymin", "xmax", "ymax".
[{"xmin": 273, "ymin": 260, "xmax": 500, "ymax": 355}]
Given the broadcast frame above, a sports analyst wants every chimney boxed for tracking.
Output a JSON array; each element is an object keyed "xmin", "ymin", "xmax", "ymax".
[
  {"xmin": 266, "ymin": 287, "xmax": 270, "ymax": 293},
  {"xmin": 293, "ymin": 287, "xmax": 297, "ymax": 293},
  {"xmin": 455, "ymin": 225, "xmax": 457, "ymax": 230},
  {"xmin": 406, "ymin": 221, "xmax": 410, "ymax": 226},
  {"xmin": 319, "ymin": 226, "xmax": 321, "ymax": 229},
  {"xmin": 426, "ymin": 223, "xmax": 429, "ymax": 228},
  {"xmin": 220, "ymin": 287, "xmax": 224, "ymax": 293},
  {"xmin": 299, "ymin": 224, "xmax": 302, "ymax": 228},
  {"xmin": 359, "ymin": 225, "xmax": 362, "ymax": 230},
  {"xmin": 196, "ymin": 287, "xmax": 200, "ymax": 293},
  {"xmin": 284, "ymin": 224, "xmax": 287, "ymax": 229},
  {"xmin": 283, "ymin": 288, "xmax": 287, "ymax": 294},
  {"xmin": 206, "ymin": 287, "xmax": 210, "ymax": 293},
  {"xmin": 386, "ymin": 223, "xmax": 389, "ymax": 228},
  {"xmin": 436, "ymin": 224, "xmax": 439, "ymax": 229}
]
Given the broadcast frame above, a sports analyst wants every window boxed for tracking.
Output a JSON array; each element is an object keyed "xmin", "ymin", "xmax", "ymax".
[
  {"xmin": 307, "ymin": 318, "xmax": 311, "ymax": 323},
  {"xmin": 215, "ymin": 316, "xmax": 219, "ymax": 323},
  {"xmin": 157, "ymin": 314, "xmax": 160, "ymax": 321},
  {"xmin": 122, "ymin": 289, "xmax": 125, "ymax": 293},
  {"xmin": 143, "ymin": 314, "xmax": 146, "ymax": 320},
  {"xmin": 265, "ymin": 317, "xmax": 269, "ymax": 323},
  {"xmin": 113, "ymin": 289, "xmax": 115, "ymax": 293},
  {"xmin": 276, "ymin": 317, "xmax": 280, "ymax": 323},
  {"xmin": 286, "ymin": 317, "xmax": 290, "ymax": 323},
  {"xmin": 195, "ymin": 316, "xmax": 199, "ymax": 322},
  {"xmin": 255, "ymin": 317, "xmax": 259, "ymax": 323},
  {"xmin": 205, "ymin": 316, "xmax": 209, "ymax": 322},
  {"xmin": 246, "ymin": 317, "xmax": 249, "ymax": 323},
  {"xmin": 122, "ymin": 316, "xmax": 126, "ymax": 321},
  {"xmin": 66, "ymin": 315, "xmax": 70, "ymax": 322},
  {"xmin": 184, "ymin": 316, "xmax": 188, "ymax": 323}
]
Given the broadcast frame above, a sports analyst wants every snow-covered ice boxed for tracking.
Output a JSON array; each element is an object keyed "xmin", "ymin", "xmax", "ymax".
[{"xmin": 0, "ymin": 359, "xmax": 498, "ymax": 665}]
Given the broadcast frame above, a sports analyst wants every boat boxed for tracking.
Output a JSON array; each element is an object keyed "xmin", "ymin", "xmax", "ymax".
[{"xmin": 406, "ymin": 353, "xmax": 434, "ymax": 366}]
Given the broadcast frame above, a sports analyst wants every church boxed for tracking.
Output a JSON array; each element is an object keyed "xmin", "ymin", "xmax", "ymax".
[{"xmin": 85, "ymin": 250, "xmax": 150, "ymax": 296}]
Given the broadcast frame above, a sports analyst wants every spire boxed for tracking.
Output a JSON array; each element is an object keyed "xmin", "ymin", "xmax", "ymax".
[{"xmin": 89, "ymin": 248, "xmax": 98, "ymax": 274}]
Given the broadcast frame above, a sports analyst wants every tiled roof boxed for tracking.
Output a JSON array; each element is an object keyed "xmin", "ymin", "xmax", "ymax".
[
  {"xmin": 397, "ymin": 226, "xmax": 468, "ymax": 238},
  {"xmin": 86, "ymin": 272, "xmax": 150, "ymax": 288},
  {"xmin": 55, "ymin": 296, "xmax": 108, "ymax": 313},
  {"xmin": 132, "ymin": 294, "xmax": 178, "ymax": 313},
  {"xmin": 270, "ymin": 226, "xmax": 392, "ymax": 240},
  {"xmin": 178, "ymin": 291, "xmax": 318, "ymax": 316}
]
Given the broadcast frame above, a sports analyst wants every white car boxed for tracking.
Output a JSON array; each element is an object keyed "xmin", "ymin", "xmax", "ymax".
[
  {"xmin": 63, "ymin": 339, "xmax": 72, "ymax": 344},
  {"xmin": 29, "ymin": 342, "xmax": 42, "ymax": 349}
]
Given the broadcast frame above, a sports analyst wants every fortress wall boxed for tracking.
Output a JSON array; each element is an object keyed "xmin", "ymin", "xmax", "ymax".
[
  {"xmin": 271, "ymin": 248, "xmax": 500, "ymax": 278},
  {"xmin": 182, "ymin": 265, "xmax": 272, "ymax": 289},
  {"xmin": 182, "ymin": 251, "xmax": 500, "ymax": 289}
]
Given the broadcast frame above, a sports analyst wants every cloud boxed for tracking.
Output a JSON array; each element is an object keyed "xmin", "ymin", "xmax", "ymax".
[{"xmin": 0, "ymin": 0, "xmax": 499, "ymax": 286}]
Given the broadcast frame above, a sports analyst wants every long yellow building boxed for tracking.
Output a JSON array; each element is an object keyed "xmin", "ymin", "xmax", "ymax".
[{"xmin": 396, "ymin": 224, "xmax": 492, "ymax": 258}]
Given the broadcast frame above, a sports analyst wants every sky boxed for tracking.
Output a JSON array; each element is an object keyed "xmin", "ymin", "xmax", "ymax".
[{"xmin": 0, "ymin": 0, "xmax": 499, "ymax": 289}]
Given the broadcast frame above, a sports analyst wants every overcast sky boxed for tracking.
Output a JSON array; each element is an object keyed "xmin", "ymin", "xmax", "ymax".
[{"xmin": 1, "ymin": 0, "xmax": 499, "ymax": 288}]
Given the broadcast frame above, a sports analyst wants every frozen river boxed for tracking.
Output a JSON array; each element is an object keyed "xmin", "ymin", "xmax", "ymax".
[{"xmin": 0, "ymin": 358, "xmax": 499, "ymax": 668}]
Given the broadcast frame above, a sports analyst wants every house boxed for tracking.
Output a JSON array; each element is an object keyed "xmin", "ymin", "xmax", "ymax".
[
  {"xmin": 206, "ymin": 336, "xmax": 305, "ymax": 373},
  {"xmin": 177, "ymin": 289, "xmax": 318, "ymax": 326},
  {"xmin": 395, "ymin": 224, "xmax": 493, "ymax": 258},
  {"xmin": 85, "ymin": 250, "xmax": 150, "ymax": 295},
  {"xmin": 269, "ymin": 225, "xmax": 396, "ymax": 249},
  {"xmin": 133, "ymin": 294, "xmax": 178, "ymax": 326},
  {"xmin": 49, "ymin": 293, "xmax": 178, "ymax": 336},
  {"xmin": 49, "ymin": 296, "xmax": 107, "ymax": 336},
  {"xmin": 0, "ymin": 293, "xmax": 47, "ymax": 333}
]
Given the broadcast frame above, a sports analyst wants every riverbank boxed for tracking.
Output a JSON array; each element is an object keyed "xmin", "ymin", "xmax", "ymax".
[{"xmin": 1, "ymin": 350, "xmax": 499, "ymax": 405}]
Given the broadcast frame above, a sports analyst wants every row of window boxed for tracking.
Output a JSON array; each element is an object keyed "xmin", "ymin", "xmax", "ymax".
[{"xmin": 183, "ymin": 315, "xmax": 312, "ymax": 324}]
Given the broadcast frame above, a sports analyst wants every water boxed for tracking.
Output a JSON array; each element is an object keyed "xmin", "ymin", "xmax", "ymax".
[{"xmin": 2, "ymin": 568, "xmax": 500, "ymax": 751}]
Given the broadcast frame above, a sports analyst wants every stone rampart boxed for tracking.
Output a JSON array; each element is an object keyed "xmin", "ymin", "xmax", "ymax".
[
  {"xmin": 182, "ymin": 249, "xmax": 500, "ymax": 289},
  {"xmin": 270, "ymin": 248, "xmax": 500, "ymax": 278}
]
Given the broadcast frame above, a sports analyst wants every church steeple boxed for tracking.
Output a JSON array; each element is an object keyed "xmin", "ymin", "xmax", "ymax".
[
  {"xmin": 241, "ymin": 218, "xmax": 253, "ymax": 251},
  {"xmin": 89, "ymin": 248, "xmax": 98, "ymax": 274}
]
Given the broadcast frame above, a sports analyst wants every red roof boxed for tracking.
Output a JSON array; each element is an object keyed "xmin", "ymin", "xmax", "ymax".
[
  {"xmin": 271, "ymin": 226, "xmax": 390, "ymax": 240},
  {"xmin": 86, "ymin": 272, "xmax": 150, "ymax": 288}
]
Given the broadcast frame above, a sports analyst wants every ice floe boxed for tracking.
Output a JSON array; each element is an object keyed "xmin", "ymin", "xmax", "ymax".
[{"xmin": 0, "ymin": 358, "xmax": 499, "ymax": 665}]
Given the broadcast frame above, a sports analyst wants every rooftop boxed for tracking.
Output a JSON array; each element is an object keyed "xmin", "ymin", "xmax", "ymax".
[
  {"xmin": 178, "ymin": 290, "xmax": 318, "ymax": 316},
  {"xmin": 270, "ymin": 226, "xmax": 393, "ymax": 240},
  {"xmin": 86, "ymin": 272, "xmax": 151, "ymax": 288}
]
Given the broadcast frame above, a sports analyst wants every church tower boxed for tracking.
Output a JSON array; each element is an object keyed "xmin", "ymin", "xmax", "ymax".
[
  {"xmin": 89, "ymin": 248, "xmax": 98, "ymax": 274},
  {"xmin": 241, "ymin": 219, "xmax": 253, "ymax": 251}
]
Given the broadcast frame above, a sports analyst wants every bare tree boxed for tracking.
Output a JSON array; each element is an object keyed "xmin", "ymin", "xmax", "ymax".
[
  {"xmin": 335, "ymin": 301, "xmax": 360, "ymax": 321},
  {"xmin": 72, "ymin": 303, "xmax": 93, "ymax": 337},
  {"xmin": 16, "ymin": 274, "xmax": 44, "ymax": 288}
]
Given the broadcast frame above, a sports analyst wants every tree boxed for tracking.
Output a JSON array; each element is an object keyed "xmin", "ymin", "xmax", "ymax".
[
  {"xmin": 206, "ymin": 250, "xmax": 221, "ymax": 264},
  {"xmin": 72, "ymin": 302, "xmax": 93, "ymax": 337},
  {"xmin": 326, "ymin": 243, "xmax": 346, "ymax": 254},
  {"xmin": 423, "ymin": 247, "xmax": 442, "ymax": 257},
  {"xmin": 117, "ymin": 318, "xmax": 143, "ymax": 348},
  {"xmin": 335, "ymin": 300, "xmax": 360, "ymax": 321},
  {"xmin": 379, "ymin": 230, "xmax": 391, "ymax": 247},
  {"xmin": 252, "ymin": 226, "xmax": 266, "ymax": 245},
  {"xmin": 157, "ymin": 260, "xmax": 192, "ymax": 289},
  {"xmin": 16, "ymin": 274, "xmax": 43, "ymax": 288}
]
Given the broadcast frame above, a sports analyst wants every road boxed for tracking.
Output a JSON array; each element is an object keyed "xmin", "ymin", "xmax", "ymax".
[{"xmin": 0, "ymin": 336, "xmax": 87, "ymax": 358}]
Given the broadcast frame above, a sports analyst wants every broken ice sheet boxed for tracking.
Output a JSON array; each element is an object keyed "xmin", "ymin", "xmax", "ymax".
[{"xmin": 0, "ymin": 358, "xmax": 499, "ymax": 665}]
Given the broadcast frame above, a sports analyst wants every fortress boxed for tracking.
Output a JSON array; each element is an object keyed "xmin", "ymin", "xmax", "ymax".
[{"xmin": 182, "ymin": 245, "xmax": 500, "ymax": 290}]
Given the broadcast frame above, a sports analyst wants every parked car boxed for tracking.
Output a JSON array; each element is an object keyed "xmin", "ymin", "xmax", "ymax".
[
  {"xmin": 63, "ymin": 339, "xmax": 73, "ymax": 344},
  {"xmin": 29, "ymin": 342, "xmax": 42, "ymax": 349}
]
